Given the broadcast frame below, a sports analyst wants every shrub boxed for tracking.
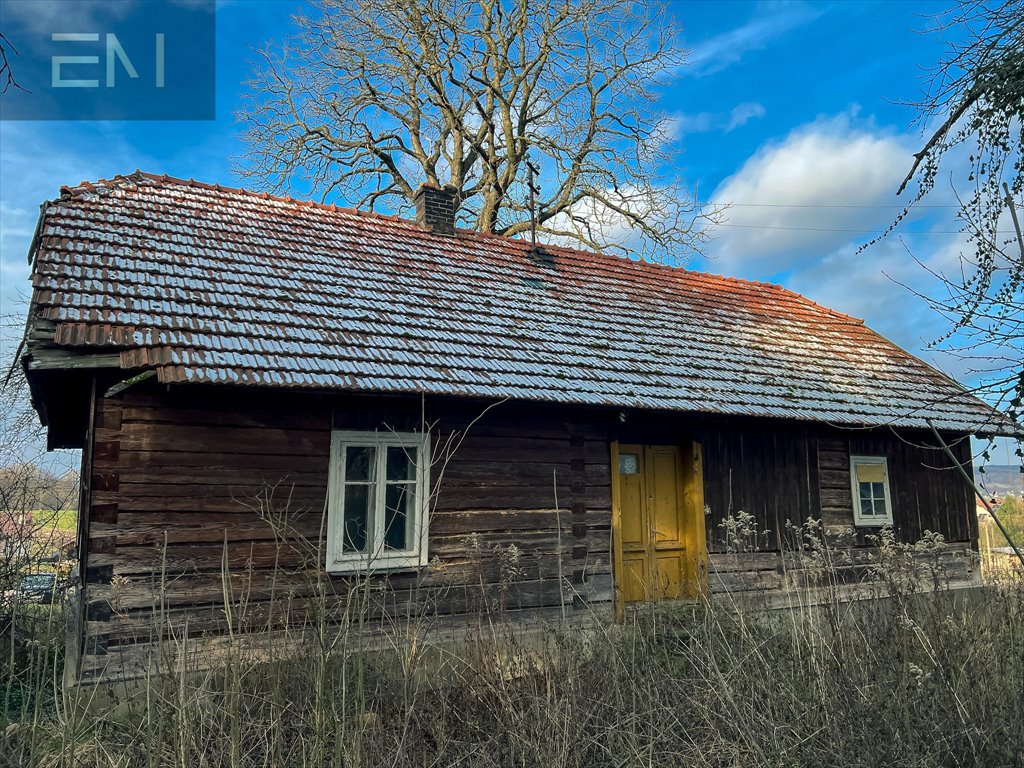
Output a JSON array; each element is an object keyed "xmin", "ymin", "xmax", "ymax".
[{"xmin": 2, "ymin": 538, "xmax": 1022, "ymax": 768}]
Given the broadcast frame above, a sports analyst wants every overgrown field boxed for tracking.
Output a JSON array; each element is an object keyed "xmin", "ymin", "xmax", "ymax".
[{"xmin": 2, "ymin": 550, "xmax": 1023, "ymax": 768}]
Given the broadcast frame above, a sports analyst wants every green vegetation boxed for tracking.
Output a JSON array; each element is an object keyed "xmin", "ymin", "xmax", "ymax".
[
  {"xmin": 996, "ymin": 496, "xmax": 1024, "ymax": 546},
  {"xmin": 31, "ymin": 509, "xmax": 78, "ymax": 534},
  {"xmin": 1, "ymin": 538, "xmax": 1022, "ymax": 768}
]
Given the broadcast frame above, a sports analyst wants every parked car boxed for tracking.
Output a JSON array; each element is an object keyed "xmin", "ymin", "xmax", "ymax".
[{"xmin": 15, "ymin": 573, "xmax": 60, "ymax": 604}]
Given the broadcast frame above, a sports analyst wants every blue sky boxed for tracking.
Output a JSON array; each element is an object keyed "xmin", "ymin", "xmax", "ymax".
[{"xmin": 0, "ymin": 0, "xmax": 1014, "ymax": 458}]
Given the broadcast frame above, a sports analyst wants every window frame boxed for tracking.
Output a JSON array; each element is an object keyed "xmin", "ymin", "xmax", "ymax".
[
  {"xmin": 326, "ymin": 430, "xmax": 431, "ymax": 573},
  {"xmin": 849, "ymin": 455, "xmax": 894, "ymax": 527}
]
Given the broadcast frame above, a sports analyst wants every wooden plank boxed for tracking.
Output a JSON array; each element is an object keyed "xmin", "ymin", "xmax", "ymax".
[
  {"xmin": 709, "ymin": 552, "xmax": 782, "ymax": 573},
  {"xmin": 94, "ymin": 577, "xmax": 575, "ymax": 642},
  {"xmin": 818, "ymin": 468, "xmax": 852, "ymax": 489},
  {"xmin": 120, "ymin": 404, "xmax": 329, "ymax": 430},
  {"xmin": 90, "ymin": 527, "xmax": 611, "ymax": 574},
  {"xmin": 432, "ymin": 483, "xmax": 610, "ymax": 512},
  {"xmin": 709, "ymin": 570, "xmax": 785, "ymax": 593},
  {"xmin": 434, "ymin": 435, "xmax": 609, "ymax": 464},
  {"xmin": 88, "ymin": 552, "xmax": 616, "ymax": 613},
  {"xmin": 114, "ymin": 422, "xmax": 330, "ymax": 455},
  {"xmin": 817, "ymin": 449, "xmax": 850, "ymax": 472},
  {"xmin": 105, "ymin": 481, "xmax": 327, "ymax": 499},
  {"xmin": 91, "ymin": 508, "xmax": 612, "ymax": 547},
  {"xmin": 429, "ymin": 508, "xmax": 611, "ymax": 536},
  {"xmin": 90, "ymin": 493, "xmax": 313, "ymax": 514},
  {"xmin": 27, "ymin": 350, "xmax": 122, "ymax": 369},
  {"xmin": 115, "ymin": 449, "xmax": 329, "ymax": 472},
  {"xmin": 435, "ymin": 460, "xmax": 609, "ymax": 485},
  {"xmin": 116, "ymin": 469, "xmax": 328, "ymax": 487}
]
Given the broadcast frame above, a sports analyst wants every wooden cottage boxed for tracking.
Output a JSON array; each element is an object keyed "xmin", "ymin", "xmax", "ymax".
[{"xmin": 21, "ymin": 173, "xmax": 1019, "ymax": 682}]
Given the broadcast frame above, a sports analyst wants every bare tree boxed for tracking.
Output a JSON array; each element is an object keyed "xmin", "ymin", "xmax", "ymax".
[
  {"xmin": 0, "ymin": 32, "xmax": 25, "ymax": 94},
  {"xmin": 238, "ymin": 0, "xmax": 719, "ymax": 262},
  {"xmin": 1, "ymin": 320, "xmax": 78, "ymax": 599},
  {"xmin": 886, "ymin": 0, "xmax": 1023, "ymax": 451}
]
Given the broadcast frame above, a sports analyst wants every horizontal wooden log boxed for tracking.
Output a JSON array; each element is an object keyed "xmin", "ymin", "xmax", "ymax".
[
  {"xmin": 435, "ymin": 460, "xmax": 609, "ymax": 485},
  {"xmin": 101, "ymin": 423, "xmax": 330, "ymax": 456},
  {"xmin": 91, "ymin": 492, "xmax": 311, "ymax": 514},
  {"xmin": 821, "ymin": 509, "xmax": 853, "ymax": 527},
  {"xmin": 109, "ymin": 449, "xmax": 330, "ymax": 473},
  {"xmin": 93, "ymin": 577, "xmax": 575, "ymax": 643},
  {"xmin": 120, "ymin": 404, "xmax": 329, "ymax": 431},
  {"xmin": 709, "ymin": 570, "xmax": 785, "ymax": 593},
  {"xmin": 435, "ymin": 434, "xmax": 608, "ymax": 464},
  {"xmin": 569, "ymin": 573, "xmax": 613, "ymax": 604},
  {"xmin": 818, "ymin": 468, "xmax": 852, "ymax": 489},
  {"xmin": 88, "ymin": 550, "xmax": 615, "ymax": 612},
  {"xmin": 89, "ymin": 560, "xmax": 615, "ymax": 614},
  {"xmin": 115, "ymin": 469, "xmax": 328, "ymax": 488},
  {"xmin": 709, "ymin": 552, "xmax": 782, "ymax": 573},
  {"xmin": 90, "ymin": 507, "xmax": 611, "ymax": 550},
  {"xmin": 93, "ymin": 513, "xmax": 319, "ymax": 546},
  {"xmin": 433, "ymin": 483, "xmax": 609, "ymax": 512},
  {"xmin": 819, "ymin": 487, "xmax": 854, "ymax": 508},
  {"xmin": 77, "ymin": 602, "xmax": 600, "ymax": 681},
  {"xmin": 89, "ymin": 527, "xmax": 611, "ymax": 574},
  {"xmin": 102, "ymin": 482, "xmax": 326, "ymax": 503}
]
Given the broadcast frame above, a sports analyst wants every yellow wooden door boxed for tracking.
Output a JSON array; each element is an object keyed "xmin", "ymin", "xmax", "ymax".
[
  {"xmin": 615, "ymin": 443, "xmax": 707, "ymax": 606},
  {"xmin": 617, "ymin": 444, "xmax": 651, "ymax": 602}
]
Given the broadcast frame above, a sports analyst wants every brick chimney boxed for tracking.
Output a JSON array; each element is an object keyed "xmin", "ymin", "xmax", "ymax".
[{"xmin": 414, "ymin": 184, "xmax": 457, "ymax": 234}]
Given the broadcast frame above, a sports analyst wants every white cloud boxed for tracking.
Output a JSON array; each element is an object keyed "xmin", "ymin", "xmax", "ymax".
[
  {"xmin": 674, "ymin": 102, "xmax": 766, "ymax": 136},
  {"xmin": 707, "ymin": 111, "xmax": 917, "ymax": 273},
  {"xmin": 686, "ymin": 1, "xmax": 824, "ymax": 77},
  {"xmin": 699, "ymin": 111, "xmax": 1002, "ymax": 385},
  {"xmin": 726, "ymin": 102, "xmax": 767, "ymax": 131},
  {"xmin": 786, "ymin": 235, "xmax": 964, "ymax": 354}
]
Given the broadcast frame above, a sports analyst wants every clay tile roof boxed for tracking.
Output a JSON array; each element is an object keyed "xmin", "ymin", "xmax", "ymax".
[{"xmin": 26, "ymin": 171, "xmax": 1019, "ymax": 435}]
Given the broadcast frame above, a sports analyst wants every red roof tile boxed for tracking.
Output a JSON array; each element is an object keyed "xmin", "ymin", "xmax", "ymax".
[{"xmin": 25, "ymin": 171, "xmax": 1018, "ymax": 435}]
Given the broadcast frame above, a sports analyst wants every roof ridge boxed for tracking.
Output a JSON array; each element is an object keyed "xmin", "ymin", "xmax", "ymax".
[
  {"xmin": 56, "ymin": 170, "xmax": 864, "ymax": 325},
  {"xmin": 60, "ymin": 170, "xmax": 420, "ymax": 228}
]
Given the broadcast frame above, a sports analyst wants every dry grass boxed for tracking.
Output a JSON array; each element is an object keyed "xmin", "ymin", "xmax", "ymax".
[{"xmin": 2, "ymin": 541, "xmax": 1023, "ymax": 768}]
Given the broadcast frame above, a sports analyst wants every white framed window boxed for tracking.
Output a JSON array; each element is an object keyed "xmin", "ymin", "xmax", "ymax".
[
  {"xmin": 326, "ymin": 430, "xmax": 430, "ymax": 573},
  {"xmin": 849, "ymin": 455, "xmax": 893, "ymax": 526}
]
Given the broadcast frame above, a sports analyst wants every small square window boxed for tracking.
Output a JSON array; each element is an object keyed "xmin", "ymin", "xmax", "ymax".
[
  {"xmin": 850, "ymin": 456, "xmax": 892, "ymax": 526},
  {"xmin": 619, "ymin": 453, "xmax": 639, "ymax": 475},
  {"xmin": 328, "ymin": 431, "xmax": 430, "ymax": 572}
]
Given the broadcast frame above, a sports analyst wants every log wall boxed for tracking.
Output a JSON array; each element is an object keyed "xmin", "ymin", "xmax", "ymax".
[
  {"xmin": 78, "ymin": 387, "xmax": 614, "ymax": 679},
  {"xmin": 74, "ymin": 384, "xmax": 977, "ymax": 681},
  {"xmin": 613, "ymin": 410, "xmax": 975, "ymax": 552}
]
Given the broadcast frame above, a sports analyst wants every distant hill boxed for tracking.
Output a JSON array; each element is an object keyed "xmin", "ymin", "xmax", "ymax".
[{"xmin": 975, "ymin": 464, "xmax": 1024, "ymax": 498}]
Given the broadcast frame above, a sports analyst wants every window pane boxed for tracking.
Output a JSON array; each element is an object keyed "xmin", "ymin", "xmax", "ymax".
[
  {"xmin": 861, "ymin": 499, "xmax": 875, "ymax": 517},
  {"xmin": 856, "ymin": 462, "xmax": 885, "ymax": 483},
  {"xmin": 345, "ymin": 446, "xmax": 376, "ymax": 482},
  {"xmin": 343, "ymin": 484, "xmax": 370, "ymax": 552},
  {"xmin": 871, "ymin": 482, "xmax": 885, "ymax": 499},
  {"xmin": 619, "ymin": 454, "xmax": 639, "ymax": 475},
  {"xmin": 386, "ymin": 446, "xmax": 417, "ymax": 481},
  {"xmin": 384, "ymin": 483, "xmax": 413, "ymax": 550},
  {"xmin": 874, "ymin": 499, "xmax": 888, "ymax": 517},
  {"xmin": 859, "ymin": 482, "xmax": 873, "ymax": 501}
]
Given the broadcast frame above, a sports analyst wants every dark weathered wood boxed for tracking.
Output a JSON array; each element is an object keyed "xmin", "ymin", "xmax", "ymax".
[
  {"xmin": 74, "ymin": 385, "xmax": 978, "ymax": 684},
  {"xmin": 92, "ymin": 576, "xmax": 579, "ymax": 643}
]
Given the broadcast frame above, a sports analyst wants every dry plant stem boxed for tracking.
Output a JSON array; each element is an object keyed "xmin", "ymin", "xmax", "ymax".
[{"xmin": 553, "ymin": 467, "xmax": 566, "ymax": 624}]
